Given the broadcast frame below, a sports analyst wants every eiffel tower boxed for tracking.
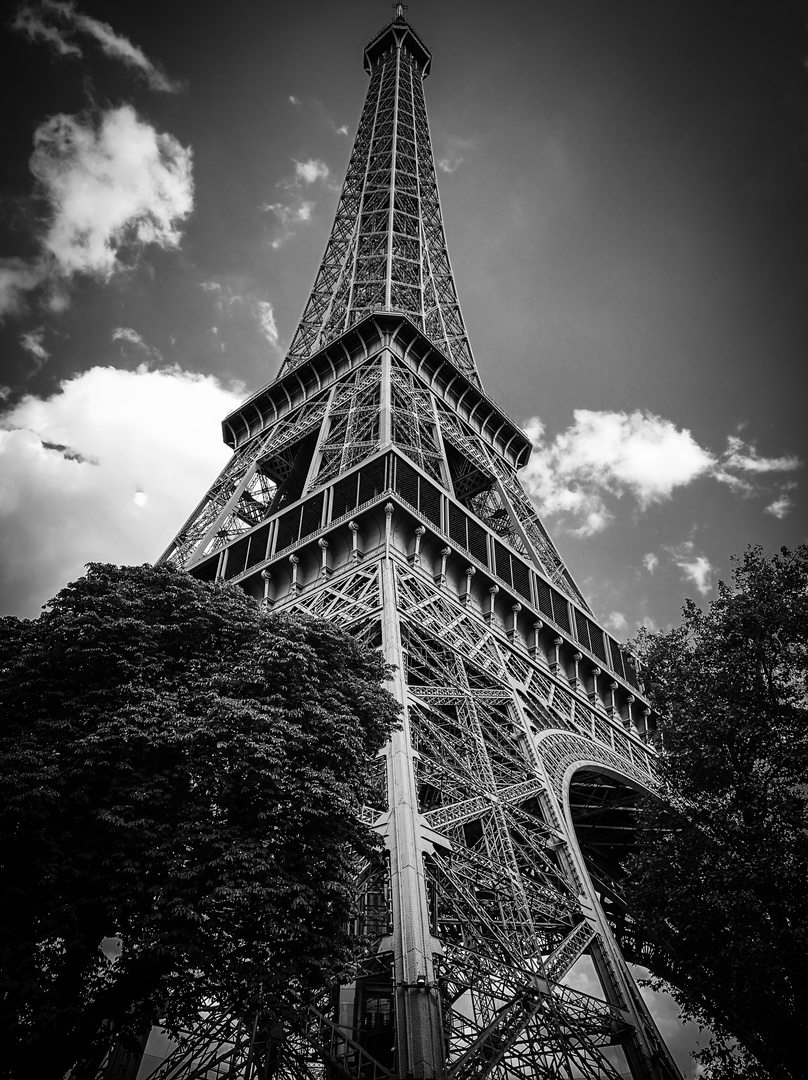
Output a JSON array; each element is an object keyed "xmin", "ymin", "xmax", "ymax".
[{"xmin": 145, "ymin": 10, "xmax": 683, "ymax": 1080}]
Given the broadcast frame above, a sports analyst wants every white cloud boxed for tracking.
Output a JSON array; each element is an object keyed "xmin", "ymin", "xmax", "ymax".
[
  {"xmin": 112, "ymin": 326, "xmax": 146, "ymax": 347},
  {"xmin": 19, "ymin": 328, "xmax": 50, "ymax": 369},
  {"xmin": 765, "ymin": 493, "xmax": 794, "ymax": 519},
  {"xmin": 604, "ymin": 611, "xmax": 628, "ymax": 633},
  {"xmin": 262, "ymin": 201, "xmax": 314, "ymax": 226},
  {"xmin": 521, "ymin": 410, "xmax": 714, "ymax": 535},
  {"xmin": 521, "ymin": 409, "xmax": 802, "ymax": 535},
  {"xmin": 200, "ymin": 282, "xmax": 282, "ymax": 352},
  {"xmin": 31, "ymin": 106, "xmax": 193, "ymax": 279},
  {"xmin": 61, "ymin": 4, "xmax": 181, "ymax": 92},
  {"xmin": 256, "ymin": 300, "xmax": 278, "ymax": 347},
  {"xmin": 0, "ymin": 258, "xmax": 44, "ymax": 321},
  {"xmin": 12, "ymin": 2, "xmax": 181, "ymax": 92},
  {"xmin": 201, "ymin": 280, "xmax": 240, "ymax": 309},
  {"xmin": 294, "ymin": 158, "xmax": 330, "ymax": 184},
  {"xmin": 288, "ymin": 95, "xmax": 300, "ymax": 107},
  {"xmin": 436, "ymin": 135, "xmax": 474, "ymax": 175},
  {"xmin": 643, "ymin": 552, "xmax": 659, "ymax": 574},
  {"xmin": 666, "ymin": 542, "xmax": 714, "ymax": 596},
  {"xmin": 720, "ymin": 434, "xmax": 800, "ymax": 476},
  {"xmin": 679, "ymin": 555, "xmax": 713, "ymax": 595},
  {"xmin": 0, "ymin": 364, "xmax": 243, "ymax": 619},
  {"xmin": 262, "ymin": 157, "xmax": 332, "ymax": 247},
  {"xmin": 112, "ymin": 326, "xmax": 161, "ymax": 359},
  {"xmin": 334, "ymin": 124, "xmax": 349, "ymax": 137},
  {"xmin": 12, "ymin": 4, "xmax": 81, "ymax": 55}
]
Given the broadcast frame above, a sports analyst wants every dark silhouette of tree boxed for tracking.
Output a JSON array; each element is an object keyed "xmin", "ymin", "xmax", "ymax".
[
  {"xmin": 626, "ymin": 545, "xmax": 808, "ymax": 1080},
  {"xmin": 0, "ymin": 563, "xmax": 399, "ymax": 1080}
]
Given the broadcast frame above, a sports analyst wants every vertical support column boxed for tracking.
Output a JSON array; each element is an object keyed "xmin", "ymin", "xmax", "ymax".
[
  {"xmin": 380, "ymin": 346, "xmax": 393, "ymax": 448},
  {"xmin": 380, "ymin": 556, "xmax": 443, "ymax": 1079},
  {"xmin": 384, "ymin": 45, "xmax": 401, "ymax": 311}
]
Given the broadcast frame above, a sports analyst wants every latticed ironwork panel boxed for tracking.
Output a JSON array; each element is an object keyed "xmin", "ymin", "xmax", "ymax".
[
  {"xmin": 281, "ymin": 19, "xmax": 478, "ymax": 384},
  {"xmin": 389, "ymin": 359, "xmax": 445, "ymax": 483},
  {"xmin": 138, "ymin": 555, "xmax": 675, "ymax": 1080},
  {"xmin": 311, "ymin": 361, "xmax": 383, "ymax": 486}
]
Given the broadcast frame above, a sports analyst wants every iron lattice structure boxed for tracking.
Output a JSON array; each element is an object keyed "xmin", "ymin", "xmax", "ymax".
[{"xmin": 147, "ymin": 14, "xmax": 682, "ymax": 1080}]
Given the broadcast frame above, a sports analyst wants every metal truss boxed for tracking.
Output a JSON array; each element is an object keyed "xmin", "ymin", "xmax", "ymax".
[
  {"xmin": 281, "ymin": 17, "xmax": 478, "ymax": 385},
  {"xmin": 145, "ymin": 11, "xmax": 683, "ymax": 1080},
  {"xmin": 158, "ymin": 395, "xmax": 330, "ymax": 569},
  {"xmin": 389, "ymin": 360, "xmax": 446, "ymax": 484},
  {"xmin": 140, "ymin": 543, "xmax": 677, "ymax": 1079},
  {"xmin": 435, "ymin": 403, "xmax": 590, "ymax": 609},
  {"xmin": 310, "ymin": 362, "xmax": 383, "ymax": 487}
]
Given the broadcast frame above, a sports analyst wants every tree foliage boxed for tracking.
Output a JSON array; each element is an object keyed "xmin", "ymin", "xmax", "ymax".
[
  {"xmin": 0, "ymin": 563, "xmax": 399, "ymax": 1080},
  {"xmin": 626, "ymin": 545, "xmax": 808, "ymax": 1080}
]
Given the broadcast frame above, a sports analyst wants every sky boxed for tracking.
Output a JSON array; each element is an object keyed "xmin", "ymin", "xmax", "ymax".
[{"xmin": 2, "ymin": 1, "xmax": 804, "ymax": 1068}]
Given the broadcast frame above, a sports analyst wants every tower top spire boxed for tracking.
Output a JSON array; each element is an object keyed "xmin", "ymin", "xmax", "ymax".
[{"xmin": 364, "ymin": 8, "xmax": 430, "ymax": 75}]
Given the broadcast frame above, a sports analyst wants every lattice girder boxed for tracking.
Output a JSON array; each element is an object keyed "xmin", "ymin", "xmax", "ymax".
[
  {"xmin": 144, "ymin": 500, "xmax": 679, "ymax": 1079},
  {"xmin": 281, "ymin": 17, "xmax": 478, "ymax": 385}
]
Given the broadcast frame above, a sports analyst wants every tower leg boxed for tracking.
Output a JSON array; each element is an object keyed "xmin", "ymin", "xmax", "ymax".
[{"xmin": 381, "ymin": 557, "xmax": 444, "ymax": 1078}]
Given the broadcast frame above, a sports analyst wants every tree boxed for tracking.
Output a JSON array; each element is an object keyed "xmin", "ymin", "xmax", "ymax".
[
  {"xmin": 625, "ymin": 545, "xmax": 808, "ymax": 1080},
  {"xmin": 0, "ymin": 563, "xmax": 399, "ymax": 1080}
]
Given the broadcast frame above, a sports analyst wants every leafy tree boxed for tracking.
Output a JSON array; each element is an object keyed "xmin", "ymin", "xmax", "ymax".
[
  {"xmin": 626, "ymin": 545, "xmax": 808, "ymax": 1080},
  {"xmin": 0, "ymin": 563, "xmax": 399, "ymax": 1080}
]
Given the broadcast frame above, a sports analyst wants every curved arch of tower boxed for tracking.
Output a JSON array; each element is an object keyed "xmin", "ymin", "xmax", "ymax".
[{"xmin": 142, "ymin": 12, "xmax": 683, "ymax": 1080}]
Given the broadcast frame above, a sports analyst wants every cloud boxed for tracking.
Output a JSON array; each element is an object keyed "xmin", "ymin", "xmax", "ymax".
[
  {"xmin": 0, "ymin": 259, "xmax": 44, "ymax": 321},
  {"xmin": 679, "ymin": 555, "xmax": 713, "ymax": 595},
  {"xmin": 294, "ymin": 159, "xmax": 330, "ymax": 184},
  {"xmin": 666, "ymin": 541, "xmax": 714, "ymax": 596},
  {"xmin": 521, "ymin": 410, "xmax": 714, "ymax": 535},
  {"xmin": 200, "ymin": 282, "xmax": 283, "ymax": 352},
  {"xmin": 436, "ymin": 135, "xmax": 475, "ymax": 174},
  {"xmin": 11, "ymin": 4, "xmax": 81, "ymax": 55},
  {"xmin": 112, "ymin": 326, "xmax": 161, "ymax": 360},
  {"xmin": 765, "ymin": 492, "xmax": 794, "ymax": 519},
  {"xmin": 288, "ymin": 95, "xmax": 300, "ymax": 107},
  {"xmin": 604, "ymin": 611, "xmax": 628, "ymax": 633},
  {"xmin": 60, "ymin": 4, "xmax": 182, "ymax": 92},
  {"xmin": 31, "ymin": 105, "xmax": 193, "ymax": 279},
  {"xmin": 0, "ymin": 364, "xmax": 242, "ymax": 619},
  {"xmin": 19, "ymin": 328, "xmax": 50, "ymax": 369},
  {"xmin": 112, "ymin": 326, "xmax": 146, "ymax": 347},
  {"xmin": 643, "ymin": 552, "xmax": 659, "ymax": 573},
  {"xmin": 12, "ymin": 2, "xmax": 181, "ymax": 92},
  {"xmin": 719, "ymin": 434, "xmax": 800, "ymax": 476},
  {"xmin": 333, "ymin": 124, "xmax": 349, "ymax": 137},
  {"xmin": 521, "ymin": 410, "xmax": 801, "ymax": 536},
  {"xmin": 255, "ymin": 301, "xmax": 278, "ymax": 346},
  {"xmin": 262, "ymin": 201, "xmax": 314, "ymax": 227},
  {"xmin": 261, "ymin": 158, "xmax": 332, "ymax": 247}
]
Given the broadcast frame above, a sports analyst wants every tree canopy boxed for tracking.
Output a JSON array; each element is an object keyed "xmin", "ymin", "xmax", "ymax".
[
  {"xmin": 626, "ymin": 544, "xmax": 808, "ymax": 1080},
  {"xmin": 0, "ymin": 563, "xmax": 399, "ymax": 1080}
]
